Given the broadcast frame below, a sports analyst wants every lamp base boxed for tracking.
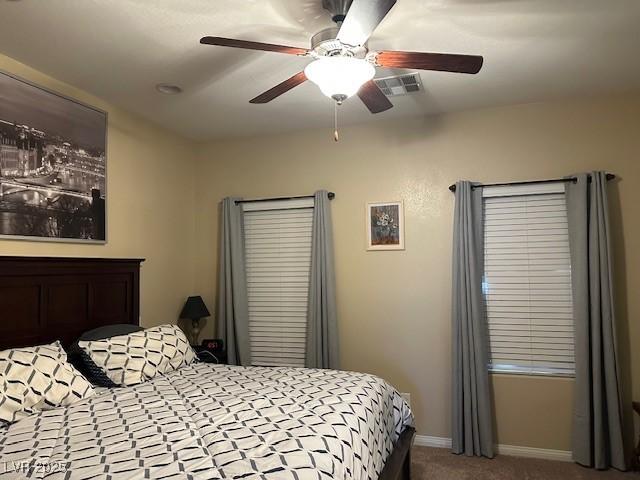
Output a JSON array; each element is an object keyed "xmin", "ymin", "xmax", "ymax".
[{"xmin": 191, "ymin": 318, "xmax": 201, "ymax": 345}]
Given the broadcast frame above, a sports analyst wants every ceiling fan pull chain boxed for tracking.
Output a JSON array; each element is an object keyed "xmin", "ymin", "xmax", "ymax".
[{"xmin": 334, "ymin": 101, "xmax": 339, "ymax": 142}]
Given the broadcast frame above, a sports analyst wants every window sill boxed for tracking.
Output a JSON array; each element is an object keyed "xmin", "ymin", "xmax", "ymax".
[{"xmin": 489, "ymin": 367, "xmax": 575, "ymax": 379}]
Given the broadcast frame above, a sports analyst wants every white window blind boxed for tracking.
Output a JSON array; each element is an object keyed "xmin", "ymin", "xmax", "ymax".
[
  {"xmin": 243, "ymin": 200, "xmax": 313, "ymax": 367},
  {"xmin": 483, "ymin": 189, "xmax": 575, "ymax": 376}
]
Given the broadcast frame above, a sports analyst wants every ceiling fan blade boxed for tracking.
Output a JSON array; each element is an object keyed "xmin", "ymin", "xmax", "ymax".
[
  {"xmin": 357, "ymin": 80, "xmax": 393, "ymax": 114},
  {"xmin": 249, "ymin": 72, "xmax": 308, "ymax": 104},
  {"xmin": 200, "ymin": 37, "xmax": 308, "ymax": 56},
  {"xmin": 376, "ymin": 51, "xmax": 483, "ymax": 74},
  {"xmin": 336, "ymin": 0, "xmax": 397, "ymax": 47}
]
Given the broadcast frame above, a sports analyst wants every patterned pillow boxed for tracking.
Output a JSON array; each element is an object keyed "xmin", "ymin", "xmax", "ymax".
[
  {"xmin": 0, "ymin": 341, "xmax": 94, "ymax": 425},
  {"xmin": 68, "ymin": 324, "xmax": 143, "ymax": 387},
  {"xmin": 77, "ymin": 324, "xmax": 196, "ymax": 386}
]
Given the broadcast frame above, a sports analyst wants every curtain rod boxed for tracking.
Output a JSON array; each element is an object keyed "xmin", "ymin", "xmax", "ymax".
[
  {"xmin": 234, "ymin": 192, "xmax": 335, "ymax": 204},
  {"xmin": 448, "ymin": 174, "xmax": 615, "ymax": 193}
]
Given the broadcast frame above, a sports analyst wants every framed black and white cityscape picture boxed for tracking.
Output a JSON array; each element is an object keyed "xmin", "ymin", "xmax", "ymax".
[{"xmin": 0, "ymin": 70, "xmax": 107, "ymax": 243}]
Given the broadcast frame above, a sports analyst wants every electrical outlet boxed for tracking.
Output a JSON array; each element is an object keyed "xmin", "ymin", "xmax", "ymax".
[{"xmin": 400, "ymin": 392, "xmax": 411, "ymax": 406}]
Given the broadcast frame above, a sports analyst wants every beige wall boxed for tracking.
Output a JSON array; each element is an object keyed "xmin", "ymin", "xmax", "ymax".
[
  {"xmin": 194, "ymin": 93, "xmax": 640, "ymax": 451},
  {"xmin": 4, "ymin": 49, "xmax": 637, "ymax": 451},
  {"xmin": 0, "ymin": 53, "xmax": 198, "ymax": 327}
]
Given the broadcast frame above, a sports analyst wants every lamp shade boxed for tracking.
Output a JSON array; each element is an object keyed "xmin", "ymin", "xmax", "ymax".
[{"xmin": 180, "ymin": 296, "xmax": 210, "ymax": 320}]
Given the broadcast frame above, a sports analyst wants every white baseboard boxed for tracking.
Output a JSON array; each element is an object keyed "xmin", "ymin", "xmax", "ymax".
[
  {"xmin": 495, "ymin": 444, "xmax": 572, "ymax": 462},
  {"xmin": 414, "ymin": 435, "xmax": 452, "ymax": 449},
  {"xmin": 414, "ymin": 435, "xmax": 572, "ymax": 462}
]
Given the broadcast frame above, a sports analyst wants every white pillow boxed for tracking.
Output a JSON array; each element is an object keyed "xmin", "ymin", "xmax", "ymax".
[
  {"xmin": 0, "ymin": 341, "xmax": 94, "ymax": 425},
  {"xmin": 77, "ymin": 324, "xmax": 196, "ymax": 386}
]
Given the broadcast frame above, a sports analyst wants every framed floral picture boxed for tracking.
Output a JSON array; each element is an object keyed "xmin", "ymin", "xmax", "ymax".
[{"xmin": 366, "ymin": 201, "xmax": 405, "ymax": 251}]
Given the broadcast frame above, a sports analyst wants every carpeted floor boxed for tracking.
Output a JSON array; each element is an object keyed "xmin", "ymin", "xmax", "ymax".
[{"xmin": 411, "ymin": 446, "xmax": 639, "ymax": 479}]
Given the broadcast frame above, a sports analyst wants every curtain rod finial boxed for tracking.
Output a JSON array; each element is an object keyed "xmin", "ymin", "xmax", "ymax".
[
  {"xmin": 449, "ymin": 184, "xmax": 457, "ymax": 192},
  {"xmin": 328, "ymin": 192, "xmax": 336, "ymax": 200}
]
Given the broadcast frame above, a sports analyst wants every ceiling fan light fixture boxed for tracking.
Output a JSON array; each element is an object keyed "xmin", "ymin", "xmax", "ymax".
[{"xmin": 304, "ymin": 56, "xmax": 375, "ymax": 102}]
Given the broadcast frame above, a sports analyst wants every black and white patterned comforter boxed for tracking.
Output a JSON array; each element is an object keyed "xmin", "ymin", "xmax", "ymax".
[{"xmin": 0, "ymin": 363, "xmax": 413, "ymax": 479}]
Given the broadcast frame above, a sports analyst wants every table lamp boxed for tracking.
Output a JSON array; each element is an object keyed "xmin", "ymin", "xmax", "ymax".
[{"xmin": 179, "ymin": 296, "xmax": 211, "ymax": 345}]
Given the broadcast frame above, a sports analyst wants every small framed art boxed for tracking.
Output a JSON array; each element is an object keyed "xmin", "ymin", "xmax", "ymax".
[{"xmin": 366, "ymin": 201, "xmax": 405, "ymax": 251}]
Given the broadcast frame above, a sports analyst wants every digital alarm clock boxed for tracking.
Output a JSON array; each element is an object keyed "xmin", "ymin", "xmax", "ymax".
[{"xmin": 201, "ymin": 338, "xmax": 224, "ymax": 352}]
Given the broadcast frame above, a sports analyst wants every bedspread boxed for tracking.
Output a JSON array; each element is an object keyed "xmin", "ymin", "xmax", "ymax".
[{"xmin": 0, "ymin": 363, "xmax": 413, "ymax": 479}]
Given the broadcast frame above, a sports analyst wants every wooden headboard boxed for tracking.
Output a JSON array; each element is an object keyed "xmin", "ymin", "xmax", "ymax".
[{"xmin": 0, "ymin": 257, "xmax": 144, "ymax": 350}]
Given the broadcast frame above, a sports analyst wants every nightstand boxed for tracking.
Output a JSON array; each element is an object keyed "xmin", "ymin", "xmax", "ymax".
[{"xmin": 192, "ymin": 345, "xmax": 227, "ymax": 364}]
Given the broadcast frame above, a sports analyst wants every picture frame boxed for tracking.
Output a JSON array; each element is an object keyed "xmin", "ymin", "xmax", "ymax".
[
  {"xmin": 0, "ymin": 69, "xmax": 107, "ymax": 244},
  {"xmin": 366, "ymin": 200, "xmax": 405, "ymax": 251}
]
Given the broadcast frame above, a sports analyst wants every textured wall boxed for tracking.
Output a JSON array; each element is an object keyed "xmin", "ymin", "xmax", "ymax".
[
  {"xmin": 0, "ymin": 54, "xmax": 198, "ymax": 328},
  {"xmin": 4, "ymin": 48, "xmax": 636, "ymax": 451},
  {"xmin": 194, "ymin": 93, "xmax": 640, "ymax": 450}
]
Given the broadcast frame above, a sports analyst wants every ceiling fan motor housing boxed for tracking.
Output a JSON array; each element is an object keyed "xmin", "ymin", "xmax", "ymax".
[
  {"xmin": 311, "ymin": 27, "xmax": 350, "ymax": 58},
  {"xmin": 310, "ymin": 27, "xmax": 368, "ymax": 59},
  {"xmin": 310, "ymin": 27, "xmax": 340, "ymax": 51}
]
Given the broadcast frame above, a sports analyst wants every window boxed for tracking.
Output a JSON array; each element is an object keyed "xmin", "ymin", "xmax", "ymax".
[
  {"xmin": 483, "ymin": 184, "xmax": 575, "ymax": 376},
  {"xmin": 243, "ymin": 198, "xmax": 313, "ymax": 367}
]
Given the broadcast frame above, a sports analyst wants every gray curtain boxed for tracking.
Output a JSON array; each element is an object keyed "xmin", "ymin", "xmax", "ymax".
[
  {"xmin": 217, "ymin": 197, "xmax": 251, "ymax": 366},
  {"xmin": 451, "ymin": 181, "xmax": 495, "ymax": 458},
  {"xmin": 565, "ymin": 172, "xmax": 629, "ymax": 470},
  {"xmin": 305, "ymin": 190, "xmax": 339, "ymax": 369}
]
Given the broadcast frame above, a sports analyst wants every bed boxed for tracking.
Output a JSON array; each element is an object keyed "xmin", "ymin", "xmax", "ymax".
[{"xmin": 0, "ymin": 257, "xmax": 415, "ymax": 480}]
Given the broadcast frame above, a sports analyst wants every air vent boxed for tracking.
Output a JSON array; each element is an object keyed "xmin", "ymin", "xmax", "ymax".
[{"xmin": 374, "ymin": 73, "xmax": 422, "ymax": 97}]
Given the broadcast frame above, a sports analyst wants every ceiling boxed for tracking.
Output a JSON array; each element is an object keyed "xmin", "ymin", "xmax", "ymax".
[{"xmin": 1, "ymin": 0, "xmax": 639, "ymax": 140}]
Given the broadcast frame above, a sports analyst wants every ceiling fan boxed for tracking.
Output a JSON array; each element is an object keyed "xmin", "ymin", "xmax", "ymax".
[{"xmin": 200, "ymin": 0, "xmax": 483, "ymax": 114}]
